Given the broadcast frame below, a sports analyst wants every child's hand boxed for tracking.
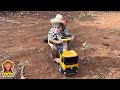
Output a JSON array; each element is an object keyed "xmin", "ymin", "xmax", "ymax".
[
  {"xmin": 58, "ymin": 39, "xmax": 63, "ymax": 44},
  {"xmin": 59, "ymin": 37, "xmax": 63, "ymax": 42}
]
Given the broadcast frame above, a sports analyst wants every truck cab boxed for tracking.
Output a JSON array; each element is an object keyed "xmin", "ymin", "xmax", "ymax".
[{"xmin": 58, "ymin": 50, "xmax": 79, "ymax": 75}]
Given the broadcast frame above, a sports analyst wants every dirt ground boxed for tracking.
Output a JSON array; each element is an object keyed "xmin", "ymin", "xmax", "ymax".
[{"xmin": 0, "ymin": 11, "xmax": 120, "ymax": 79}]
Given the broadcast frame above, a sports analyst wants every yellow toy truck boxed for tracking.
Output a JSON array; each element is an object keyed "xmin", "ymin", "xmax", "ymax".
[
  {"xmin": 44, "ymin": 36, "xmax": 79, "ymax": 75},
  {"xmin": 58, "ymin": 50, "xmax": 78, "ymax": 75},
  {"xmin": 57, "ymin": 37, "xmax": 79, "ymax": 75}
]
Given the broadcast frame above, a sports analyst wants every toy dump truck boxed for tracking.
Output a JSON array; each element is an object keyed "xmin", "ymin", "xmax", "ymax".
[{"xmin": 44, "ymin": 36, "xmax": 79, "ymax": 75}]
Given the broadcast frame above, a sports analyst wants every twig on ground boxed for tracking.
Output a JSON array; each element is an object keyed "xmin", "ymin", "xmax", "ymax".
[
  {"xmin": 20, "ymin": 65, "xmax": 26, "ymax": 79},
  {"xmin": 0, "ymin": 17, "xmax": 22, "ymax": 24},
  {"xmin": 80, "ymin": 42, "xmax": 89, "ymax": 52},
  {"xmin": 18, "ymin": 61, "xmax": 30, "ymax": 79}
]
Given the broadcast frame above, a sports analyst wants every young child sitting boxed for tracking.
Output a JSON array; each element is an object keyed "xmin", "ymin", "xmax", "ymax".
[{"xmin": 48, "ymin": 14, "xmax": 75, "ymax": 63}]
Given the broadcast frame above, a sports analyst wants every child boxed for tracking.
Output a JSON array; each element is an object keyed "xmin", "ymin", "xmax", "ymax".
[{"xmin": 48, "ymin": 14, "xmax": 74, "ymax": 63}]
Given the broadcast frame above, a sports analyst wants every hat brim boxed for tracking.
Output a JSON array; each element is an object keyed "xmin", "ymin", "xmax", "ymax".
[{"xmin": 50, "ymin": 18, "xmax": 65, "ymax": 24}]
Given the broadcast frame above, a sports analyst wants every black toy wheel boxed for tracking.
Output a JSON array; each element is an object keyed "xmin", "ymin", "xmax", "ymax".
[
  {"xmin": 48, "ymin": 45, "xmax": 57, "ymax": 63},
  {"xmin": 49, "ymin": 47, "xmax": 56, "ymax": 62},
  {"xmin": 43, "ymin": 36, "xmax": 48, "ymax": 43},
  {"xmin": 49, "ymin": 49, "xmax": 53, "ymax": 59},
  {"xmin": 58, "ymin": 64, "xmax": 64, "ymax": 74}
]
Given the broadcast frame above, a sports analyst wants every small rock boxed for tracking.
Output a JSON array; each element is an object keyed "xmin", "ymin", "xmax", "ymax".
[
  {"xmin": 20, "ymin": 76, "xmax": 26, "ymax": 79},
  {"xmin": 41, "ymin": 48, "xmax": 44, "ymax": 51},
  {"xmin": 83, "ymin": 58, "xmax": 92, "ymax": 65},
  {"xmin": 89, "ymin": 71, "xmax": 94, "ymax": 74},
  {"xmin": 109, "ymin": 72, "xmax": 113, "ymax": 76},
  {"xmin": 102, "ymin": 43, "xmax": 109, "ymax": 46},
  {"xmin": 103, "ymin": 37, "xmax": 109, "ymax": 39},
  {"xmin": 118, "ymin": 54, "xmax": 120, "ymax": 56},
  {"xmin": 4, "ymin": 55, "xmax": 10, "ymax": 59}
]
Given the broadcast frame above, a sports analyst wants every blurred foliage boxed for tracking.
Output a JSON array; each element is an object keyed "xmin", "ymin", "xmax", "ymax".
[
  {"xmin": 0, "ymin": 11, "xmax": 18, "ymax": 16},
  {"xmin": 78, "ymin": 13, "xmax": 96, "ymax": 20}
]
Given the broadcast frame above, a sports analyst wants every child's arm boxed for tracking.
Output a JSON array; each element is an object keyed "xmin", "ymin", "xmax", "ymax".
[
  {"xmin": 48, "ymin": 29, "xmax": 63, "ymax": 44},
  {"xmin": 63, "ymin": 28, "xmax": 75, "ymax": 41},
  {"xmin": 63, "ymin": 28, "xmax": 72, "ymax": 37},
  {"xmin": 49, "ymin": 39, "xmax": 63, "ymax": 44}
]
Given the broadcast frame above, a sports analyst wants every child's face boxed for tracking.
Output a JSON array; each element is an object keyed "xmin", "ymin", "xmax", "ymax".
[
  {"xmin": 54, "ymin": 26, "xmax": 62, "ymax": 34},
  {"xmin": 53, "ymin": 23, "xmax": 62, "ymax": 34},
  {"xmin": 5, "ymin": 64, "xmax": 11, "ymax": 71}
]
